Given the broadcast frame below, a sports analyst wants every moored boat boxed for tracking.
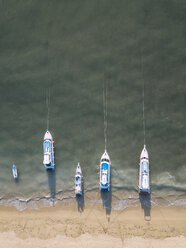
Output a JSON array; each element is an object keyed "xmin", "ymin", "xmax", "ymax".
[
  {"xmin": 100, "ymin": 150, "xmax": 111, "ymax": 191},
  {"xmin": 75, "ymin": 162, "xmax": 83, "ymax": 196},
  {"xmin": 12, "ymin": 164, "xmax": 18, "ymax": 179},
  {"xmin": 43, "ymin": 130, "xmax": 55, "ymax": 170},
  {"xmin": 139, "ymin": 145, "xmax": 150, "ymax": 194}
]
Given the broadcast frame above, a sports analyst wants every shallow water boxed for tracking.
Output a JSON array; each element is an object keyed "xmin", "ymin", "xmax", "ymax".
[{"xmin": 0, "ymin": 0, "xmax": 185, "ymax": 209}]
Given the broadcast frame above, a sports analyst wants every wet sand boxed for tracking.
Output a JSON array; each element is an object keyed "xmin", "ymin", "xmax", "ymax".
[{"xmin": 0, "ymin": 204, "xmax": 186, "ymax": 247}]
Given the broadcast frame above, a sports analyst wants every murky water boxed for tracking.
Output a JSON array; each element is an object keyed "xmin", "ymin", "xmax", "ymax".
[{"xmin": 0, "ymin": 0, "xmax": 185, "ymax": 209}]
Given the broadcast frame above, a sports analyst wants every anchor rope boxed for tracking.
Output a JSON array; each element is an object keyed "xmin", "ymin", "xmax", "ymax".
[
  {"xmin": 46, "ymin": 88, "xmax": 50, "ymax": 131},
  {"xmin": 141, "ymin": 49, "xmax": 146, "ymax": 146},
  {"xmin": 103, "ymin": 76, "xmax": 108, "ymax": 151},
  {"xmin": 46, "ymin": 39, "xmax": 51, "ymax": 131}
]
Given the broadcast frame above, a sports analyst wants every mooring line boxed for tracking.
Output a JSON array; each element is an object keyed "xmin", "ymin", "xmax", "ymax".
[
  {"xmin": 46, "ymin": 88, "xmax": 51, "ymax": 131},
  {"xmin": 140, "ymin": 48, "xmax": 146, "ymax": 146},
  {"xmin": 103, "ymin": 77, "xmax": 108, "ymax": 151}
]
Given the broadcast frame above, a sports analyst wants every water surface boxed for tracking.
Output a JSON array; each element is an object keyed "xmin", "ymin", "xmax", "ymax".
[{"xmin": 0, "ymin": 0, "xmax": 185, "ymax": 209}]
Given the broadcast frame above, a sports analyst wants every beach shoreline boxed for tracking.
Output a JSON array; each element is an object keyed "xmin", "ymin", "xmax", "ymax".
[{"xmin": 0, "ymin": 203, "xmax": 186, "ymax": 247}]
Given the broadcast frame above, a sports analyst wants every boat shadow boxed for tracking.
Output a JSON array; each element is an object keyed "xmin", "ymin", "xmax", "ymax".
[
  {"xmin": 76, "ymin": 180, "xmax": 84, "ymax": 212},
  {"xmin": 101, "ymin": 187, "xmax": 112, "ymax": 222},
  {"xmin": 14, "ymin": 178, "xmax": 19, "ymax": 184},
  {"xmin": 76, "ymin": 193, "xmax": 84, "ymax": 213},
  {"xmin": 47, "ymin": 169, "xmax": 56, "ymax": 198},
  {"xmin": 139, "ymin": 193, "xmax": 151, "ymax": 221}
]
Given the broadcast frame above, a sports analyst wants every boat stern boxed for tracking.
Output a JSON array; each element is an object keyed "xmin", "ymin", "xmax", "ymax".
[
  {"xmin": 139, "ymin": 187, "xmax": 150, "ymax": 194},
  {"xmin": 75, "ymin": 186, "xmax": 82, "ymax": 196},
  {"xmin": 100, "ymin": 182, "xmax": 110, "ymax": 191},
  {"xmin": 45, "ymin": 163, "xmax": 55, "ymax": 170}
]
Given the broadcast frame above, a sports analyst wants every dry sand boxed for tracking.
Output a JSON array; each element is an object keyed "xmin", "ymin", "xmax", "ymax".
[{"xmin": 0, "ymin": 204, "xmax": 186, "ymax": 247}]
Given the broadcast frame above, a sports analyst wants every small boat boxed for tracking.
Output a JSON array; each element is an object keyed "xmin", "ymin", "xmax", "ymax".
[
  {"xmin": 139, "ymin": 145, "xmax": 150, "ymax": 194},
  {"xmin": 75, "ymin": 162, "xmax": 83, "ymax": 196},
  {"xmin": 43, "ymin": 130, "xmax": 55, "ymax": 170},
  {"xmin": 12, "ymin": 164, "xmax": 18, "ymax": 179},
  {"xmin": 100, "ymin": 150, "xmax": 111, "ymax": 191}
]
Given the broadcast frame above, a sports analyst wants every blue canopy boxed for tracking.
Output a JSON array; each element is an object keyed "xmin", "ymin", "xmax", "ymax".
[
  {"xmin": 43, "ymin": 140, "xmax": 51, "ymax": 153},
  {"xmin": 141, "ymin": 161, "xmax": 149, "ymax": 173},
  {"xmin": 101, "ymin": 162, "xmax": 109, "ymax": 171},
  {"xmin": 100, "ymin": 162, "xmax": 109, "ymax": 188}
]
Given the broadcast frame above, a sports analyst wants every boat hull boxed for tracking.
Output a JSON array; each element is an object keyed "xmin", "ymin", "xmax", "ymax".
[
  {"xmin": 12, "ymin": 165, "xmax": 18, "ymax": 179},
  {"xmin": 43, "ymin": 131, "xmax": 55, "ymax": 170},
  {"xmin": 75, "ymin": 163, "xmax": 83, "ymax": 196},
  {"xmin": 100, "ymin": 151, "xmax": 111, "ymax": 191},
  {"xmin": 139, "ymin": 146, "xmax": 150, "ymax": 194}
]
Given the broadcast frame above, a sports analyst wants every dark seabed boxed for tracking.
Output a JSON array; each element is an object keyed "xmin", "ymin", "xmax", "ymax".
[{"xmin": 0, "ymin": 0, "xmax": 185, "ymax": 210}]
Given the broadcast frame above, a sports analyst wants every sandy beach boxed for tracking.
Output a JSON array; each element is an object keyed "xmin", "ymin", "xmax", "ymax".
[{"xmin": 0, "ymin": 204, "xmax": 186, "ymax": 247}]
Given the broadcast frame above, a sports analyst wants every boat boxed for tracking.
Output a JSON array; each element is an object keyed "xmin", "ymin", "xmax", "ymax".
[
  {"xmin": 100, "ymin": 150, "xmax": 111, "ymax": 191},
  {"xmin": 75, "ymin": 162, "xmax": 83, "ymax": 196},
  {"xmin": 139, "ymin": 145, "xmax": 150, "ymax": 194},
  {"xmin": 43, "ymin": 130, "xmax": 55, "ymax": 170},
  {"xmin": 12, "ymin": 164, "xmax": 18, "ymax": 179}
]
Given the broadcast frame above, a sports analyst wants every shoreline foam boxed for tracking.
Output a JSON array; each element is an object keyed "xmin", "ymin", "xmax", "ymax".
[{"xmin": 0, "ymin": 189, "xmax": 186, "ymax": 211}]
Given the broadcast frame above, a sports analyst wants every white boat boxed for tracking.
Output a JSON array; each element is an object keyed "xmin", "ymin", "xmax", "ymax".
[
  {"xmin": 43, "ymin": 130, "xmax": 55, "ymax": 170},
  {"xmin": 75, "ymin": 162, "xmax": 83, "ymax": 196},
  {"xmin": 12, "ymin": 164, "xmax": 18, "ymax": 179},
  {"xmin": 100, "ymin": 150, "xmax": 111, "ymax": 191},
  {"xmin": 139, "ymin": 145, "xmax": 150, "ymax": 194}
]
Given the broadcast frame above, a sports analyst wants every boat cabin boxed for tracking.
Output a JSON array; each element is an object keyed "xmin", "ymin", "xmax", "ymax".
[
  {"xmin": 101, "ymin": 158, "xmax": 110, "ymax": 163},
  {"xmin": 43, "ymin": 140, "xmax": 54, "ymax": 169},
  {"xmin": 139, "ymin": 160, "xmax": 150, "ymax": 193},
  {"xmin": 100, "ymin": 162, "xmax": 110, "ymax": 191}
]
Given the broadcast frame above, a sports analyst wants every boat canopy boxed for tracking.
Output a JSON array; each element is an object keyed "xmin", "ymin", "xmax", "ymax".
[
  {"xmin": 101, "ymin": 162, "xmax": 109, "ymax": 170},
  {"xmin": 140, "ymin": 161, "xmax": 150, "ymax": 191},
  {"xmin": 141, "ymin": 161, "xmax": 149, "ymax": 173},
  {"xmin": 43, "ymin": 140, "xmax": 51, "ymax": 153},
  {"xmin": 102, "ymin": 169, "xmax": 107, "ymax": 176},
  {"xmin": 75, "ymin": 175, "xmax": 81, "ymax": 181},
  {"xmin": 101, "ymin": 163, "xmax": 109, "ymax": 185},
  {"xmin": 142, "ymin": 174, "xmax": 149, "ymax": 189}
]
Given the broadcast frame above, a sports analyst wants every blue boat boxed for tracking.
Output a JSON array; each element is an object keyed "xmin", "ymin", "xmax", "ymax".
[
  {"xmin": 12, "ymin": 164, "xmax": 18, "ymax": 179},
  {"xmin": 100, "ymin": 150, "xmax": 111, "ymax": 191},
  {"xmin": 139, "ymin": 145, "xmax": 150, "ymax": 194},
  {"xmin": 43, "ymin": 130, "xmax": 55, "ymax": 170}
]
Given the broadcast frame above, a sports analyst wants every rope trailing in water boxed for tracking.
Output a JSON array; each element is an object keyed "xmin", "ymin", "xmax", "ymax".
[
  {"xmin": 103, "ymin": 76, "xmax": 108, "ymax": 151},
  {"xmin": 141, "ymin": 49, "xmax": 146, "ymax": 146},
  {"xmin": 45, "ymin": 39, "xmax": 52, "ymax": 131},
  {"xmin": 46, "ymin": 88, "xmax": 51, "ymax": 131}
]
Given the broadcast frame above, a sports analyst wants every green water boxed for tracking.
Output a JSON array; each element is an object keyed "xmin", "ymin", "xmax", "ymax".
[{"xmin": 0, "ymin": 0, "xmax": 185, "ymax": 205}]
